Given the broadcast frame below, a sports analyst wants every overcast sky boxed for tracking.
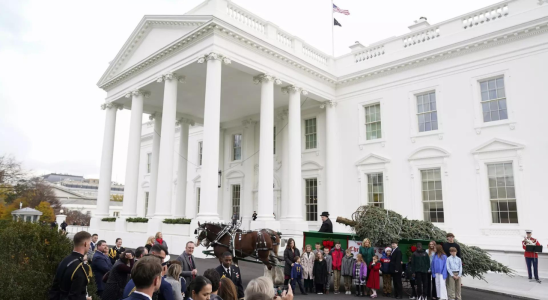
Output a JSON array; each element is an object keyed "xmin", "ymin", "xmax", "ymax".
[{"xmin": 0, "ymin": 0, "xmax": 500, "ymax": 184}]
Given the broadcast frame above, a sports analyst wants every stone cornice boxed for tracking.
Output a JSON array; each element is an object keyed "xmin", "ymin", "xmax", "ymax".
[
  {"xmin": 281, "ymin": 85, "xmax": 308, "ymax": 95},
  {"xmin": 156, "ymin": 73, "xmax": 186, "ymax": 83},
  {"xmin": 197, "ymin": 52, "xmax": 231, "ymax": 64},
  {"xmin": 253, "ymin": 74, "xmax": 282, "ymax": 85},
  {"xmin": 100, "ymin": 102, "xmax": 123, "ymax": 110},
  {"xmin": 125, "ymin": 90, "xmax": 150, "ymax": 98}
]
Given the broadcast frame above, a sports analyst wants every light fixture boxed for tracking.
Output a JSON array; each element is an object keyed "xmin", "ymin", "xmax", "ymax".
[
  {"xmin": 218, "ymin": 170, "xmax": 222, "ymax": 188},
  {"xmin": 60, "ymin": 209, "xmax": 64, "ymax": 214}
]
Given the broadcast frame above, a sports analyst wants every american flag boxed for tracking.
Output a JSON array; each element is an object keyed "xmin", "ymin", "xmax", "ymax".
[{"xmin": 333, "ymin": 4, "xmax": 350, "ymax": 15}]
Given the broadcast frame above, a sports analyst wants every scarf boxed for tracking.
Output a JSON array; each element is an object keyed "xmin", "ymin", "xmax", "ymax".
[{"xmin": 156, "ymin": 238, "xmax": 163, "ymax": 245}]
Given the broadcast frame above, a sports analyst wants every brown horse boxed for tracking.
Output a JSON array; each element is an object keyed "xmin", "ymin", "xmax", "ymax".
[{"xmin": 195, "ymin": 222, "xmax": 284, "ymax": 284}]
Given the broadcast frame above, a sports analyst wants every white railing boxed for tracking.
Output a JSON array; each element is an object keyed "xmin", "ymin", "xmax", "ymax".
[
  {"xmin": 402, "ymin": 27, "xmax": 440, "ymax": 48},
  {"xmin": 277, "ymin": 31, "xmax": 293, "ymax": 48},
  {"xmin": 462, "ymin": 4, "xmax": 509, "ymax": 29},
  {"xmin": 302, "ymin": 44, "xmax": 328, "ymax": 64},
  {"xmin": 226, "ymin": 4, "xmax": 266, "ymax": 34},
  {"xmin": 354, "ymin": 45, "xmax": 385, "ymax": 63},
  {"xmin": 66, "ymin": 225, "xmax": 90, "ymax": 233}
]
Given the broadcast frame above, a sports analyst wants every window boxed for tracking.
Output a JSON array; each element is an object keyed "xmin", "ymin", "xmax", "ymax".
[
  {"xmin": 305, "ymin": 118, "xmax": 317, "ymax": 149},
  {"xmin": 147, "ymin": 153, "xmax": 152, "ymax": 173},
  {"xmin": 113, "ymin": 211, "xmax": 119, "ymax": 217},
  {"xmin": 367, "ymin": 173, "xmax": 384, "ymax": 208},
  {"xmin": 273, "ymin": 127, "xmax": 276, "ymax": 154},
  {"xmin": 480, "ymin": 77, "xmax": 507, "ymax": 122},
  {"xmin": 196, "ymin": 188, "xmax": 201, "ymax": 214},
  {"xmin": 233, "ymin": 134, "xmax": 242, "ymax": 161},
  {"xmin": 487, "ymin": 163, "xmax": 518, "ymax": 223},
  {"xmin": 416, "ymin": 92, "xmax": 438, "ymax": 132},
  {"xmin": 144, "ymin": 192, "xmax": 149, "ymax": 216},
  {"xmin": 232, "ymin": 185, "xmax": 241, "ymax": 217},
  {"xmin": 365, "ymin": 104, "xmax": 382, "ymax": 140},
  {"xmin": 305, "ymin": 178, "xmax": 318, "ymax": 221},
  {"xmin": 198, "ymin": 142, "xmax": 203, "ymax": 166},
  {"xmin": 421, "ymin": 169, "xmax": 444, "ymax": 223}
]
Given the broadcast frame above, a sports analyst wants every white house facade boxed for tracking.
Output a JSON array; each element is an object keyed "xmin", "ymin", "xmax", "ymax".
[{"xmin": 90, "ymin": 0, "xmax": 548, "ymax": 276}]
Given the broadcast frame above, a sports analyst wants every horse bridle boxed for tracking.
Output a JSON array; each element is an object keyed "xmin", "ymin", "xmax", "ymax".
[
  {"xmin": 195, "ymin": 226, "xmax": 210, "ymax": 248},
  {"xmin": 196, "ymin": 224, "xmax": 232, "ymax": 249}
]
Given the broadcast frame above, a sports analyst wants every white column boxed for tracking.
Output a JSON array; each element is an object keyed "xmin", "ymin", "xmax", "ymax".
[
  {"xmin": 121, "ymin": 90, "xmax": 147, "ymax": 217},
  {"xmin": 253, "ymin": 74, "xmax": 281, "ymax": 226},
  {"xmin": 154, "ymin": 73, "xmax": 183, "ymax": 219},
  {"xmin": 95, "ymin": 103, "xmax": 121, "ymax": 218},
  {"xmin": 147, "ymin": 113, "xmax": 162, "ymax": 218},
  {"xmin": 324, "ymin": 100, "xmax": 340, "ymax": 231},
  {"xmin": 241, "ymin": 119, "xmax": 256, "ymax": 229},
  {"xmin": 196, "ymin": 52, "xmax": 230, "ymax": 221},
  {"xmin": 280, "ymin": 110, "xmax": 289, "ymax": 220},
  {"xmin": 174, "ymin": 118, "xmax": 193, "ymax": 218}
]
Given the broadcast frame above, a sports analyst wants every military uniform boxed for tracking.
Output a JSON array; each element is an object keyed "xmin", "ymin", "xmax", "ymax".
[
  {"xmin": 522, "ymin": 230, "xmax": 541, "ymax": 282},
  {"xmin": 216, "ymin": 264, "xmax": 244, "ymax": 299},
  {"xmin": 49, "ymin": 251, "xmax": 91, "ymax": 300}
]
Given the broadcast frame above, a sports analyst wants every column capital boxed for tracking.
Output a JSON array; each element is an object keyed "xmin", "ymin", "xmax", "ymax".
[
  {"xmin": 242, "ymin": 119, "xmax": 257, "ymax": 128},
  {"xmin": 197, "ymin": 52, "xmax": 231, "ymax": 64},
  {"xmin": 253, "ymin": 74, "xmax": 282, "ymax": 85},
  {"xmin": 281, "ymin": 85, "xmax": 308, "ymax": 95},
  {"xmin": 125, "ymin": 90, "xmax": 150, "ymax": 98},
  {"xmin": 100, "ymin": 102, "xmax": 123, "ymax": 110},
  {"xmin": 176, "ymin": 117, "xmax": 195, "ymax": 126},
  {"xmin": 320, "ymin": 100, "xmax": 337, "ymax": 109},
  {"xmin": 156, "ymin": 73, "xmax": 186, "ymax": 83},
  {"xmin": 276, "ymin": 109, "xmax": 289, "ymax": 121},
  {"xmin": 149, "ymin": 112, "xmax": 162, "ymax": 121}
]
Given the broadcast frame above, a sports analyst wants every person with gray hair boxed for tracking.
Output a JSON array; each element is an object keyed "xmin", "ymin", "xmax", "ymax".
[{"xmin": 244, "ymin": 276, "xmax": 294, "ymax": 300}]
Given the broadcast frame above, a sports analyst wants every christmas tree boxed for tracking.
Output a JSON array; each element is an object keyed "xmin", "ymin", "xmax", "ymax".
[{"xmin": 336, "ymin": 205, "xmax": 513, "ymax": 280}]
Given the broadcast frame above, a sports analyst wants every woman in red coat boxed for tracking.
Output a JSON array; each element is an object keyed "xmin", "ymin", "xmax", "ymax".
[{"xmin": 367, "ymin": 255, "xmax": 381, "ymax": 298}]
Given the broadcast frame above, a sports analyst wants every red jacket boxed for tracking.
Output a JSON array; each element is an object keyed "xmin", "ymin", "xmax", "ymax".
[
  {"xmin": 331, "ymin": 248, "xmax": 344, "ymax": 270},
  {"xmin": 523, "ymin": 238, "xmax": 540, "ymax": 258}
]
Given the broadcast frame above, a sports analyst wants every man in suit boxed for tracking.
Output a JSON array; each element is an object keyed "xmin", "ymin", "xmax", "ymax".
[
  {"xmin": 390, "ymin": 240, "xmax": 403, "ymax": 299},
  {"xmin": 91, "ymin": 240, "xmax": 112, "ymax": 297},
  {"xmin": 177, "ymin": 241, "xmax": 198, "ymax": 298},
  {"xmin": 318, "ymin": 211, "xmax": 333, "ymax": 233},
  {"xmin": 125, "ymin": 256, "xmax": 163, "ymax": 300},
  {"xmin": 216, "ymin": 251, "xmax": 245, "ymax": 299}
]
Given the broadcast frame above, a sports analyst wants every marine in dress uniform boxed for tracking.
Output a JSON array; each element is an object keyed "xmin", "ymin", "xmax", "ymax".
[
  {"xmin": 522, "ymin": 229, "xmax": 541, "ymax": 283},
  {"xmin": 49, "ymin": 252, "xmax": 91, "ymax": 300},
  {"xmin": 216, "ymin": 252, "xmax": 244, "ymax": 299},
  {"xmin": 318, "ymin": 211, "xmax": 333, "ymax": 233}
]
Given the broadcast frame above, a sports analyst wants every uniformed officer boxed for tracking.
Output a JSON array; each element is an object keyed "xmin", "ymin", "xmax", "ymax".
[
  {"xmin": 522, "ymin": 229, "xmax": 541, "ymax": 283},
  {"xmin": 216, "ymin": 251, "xmax": 244, "ymax": 299},
  {"xmin": 318, "ymin": 211, "xmax": 333, "ymax": 233},
  {"xmin": 49, "ymin": 231, "xmax": 93, "ymax": 300}
]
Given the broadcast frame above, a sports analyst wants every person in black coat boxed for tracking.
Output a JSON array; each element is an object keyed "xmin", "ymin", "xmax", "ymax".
[
  {"xmin": 389, "ymin": 241, "xmax": 403, "ymax": 299},
  {"xmin": 312, "ymin": 252, "xmax": 328, "ymax": 294},
  {"xmin": 216, "ymin": 251, "xmax": 244, "ymax": 299},
  {"xmin": 318, "ymin": 211, "xmax": 333, "ymax": 233},
  {"xmin": 283, "ymin": 238, "xmax": 301, "ymax": 285}
]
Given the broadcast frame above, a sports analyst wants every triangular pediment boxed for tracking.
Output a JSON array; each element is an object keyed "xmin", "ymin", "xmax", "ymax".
[
  {"xmin": 408, "ymin": 146, "xmax": 450, "ymax": 161},
  {"xmin": 472, "ymin": 138, "xmax": 524, "ymax": 154},
  {"xmin": 355, "ymin": 153, "xmax": 390, "ymax": 166},
  {"xmin": 97, "ymin": 15, "xmax": 209, "ymax": 87}
]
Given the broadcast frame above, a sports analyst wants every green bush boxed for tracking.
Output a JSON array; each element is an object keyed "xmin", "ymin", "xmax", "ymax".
[
  {"xmin": 101, "ymin": 217, "xmax": 116, "ymax": 222},
  {"xmin": 126, "ymin": 217, "xmax": 148, "ymax": 223},
  {"xmin": 163, "ymin": 218, "xmax": 192, "ymax": 224},
  {"xmin": 0, "ymin": 220, "xmax": 99, "ymax": 300}
]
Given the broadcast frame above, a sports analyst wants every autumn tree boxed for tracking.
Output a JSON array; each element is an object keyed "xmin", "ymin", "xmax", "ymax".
[
  {"xmin": 110, "ymin": 194, "xmax": 123, "ymax": 202},
  {"xmin": 0, "ymin": 155, "xmax": 25, "ymax": 184},
  {"xmin": 64, "ymin": 209, "xmax": 90, "ymax": 226},
  {"xmin": 35, "ymin": 202, "xmax": 55, "ymax": 223}
]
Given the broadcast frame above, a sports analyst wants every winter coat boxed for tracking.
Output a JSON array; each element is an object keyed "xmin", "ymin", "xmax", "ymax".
[
  {"xmin": 389, "ymin": 247, "xmax": 403, "ymax": 273},
  {"xmin": 431, "ymin": 254, "xmax": 448, "ymax": 280},
  {"xmin": 352, "ymin": 261, "xmax": 368, "ymax": 282},
  {"xmin": 318, "ymin": 218, "xmax": 333, "ymax": 233},
  {"xmin": 359, "ymin": 246, "xmax": 375, "ymax": 265},
  {"xmin": 301, "ymin": 252, "xmax": 315, "ymax": 280},
  {"xmin": 330, "ymin": 248, "xmax": 344, "ymax": 271},
  {"xmin": 154, "ymin": 239, "xmax": 168, "ymax": 251},
  {"xmin": 410, "ymin": 249, "xmax": 430, "ymax": 273},
  {"xmin": 313, "ymin": 259, "xmax": 328, "ymax": 285},
  {"xmin": 284, "ymin": 248, "xmax": 301, "ymax": 276},
  {"xmin": 341, "ymin": 255, "xmax": 355, "ymax": 276},
  {"xmin": 366, "ymin": 262, "xmax": 381, "ymax": 290},
  {"xmin": 324, "ymin": 254, "xmax": 333, "ymax": 274},
  {"xmin": 380, "ymin": 252, "xmax": 391, "ymax": 274},
  {"xmin": 291, "ymin": 263, "xmax": 304, "ymax": 280}
]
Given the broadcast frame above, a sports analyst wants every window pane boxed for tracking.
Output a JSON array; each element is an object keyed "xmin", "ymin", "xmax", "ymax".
[
  {"xmin": 488, "ymin": 79, "xmax": 496, "ymax": 90},
  {"xmin": 305, "ymin": 179, "xmax": 318, "ymax": 221},
  {"xmin": 491, "ymin": 111, "xmax": 500, "ymax": 121},
  {"xmin": 496, "ymin": 77, "xmax": 504, "ymax": 88},
  {"xmin": 499, "ymin": 109, "xmax": 508, "ymax": 120},
  {"xmin": 488, "ymin": 163, "xmax": 518, "ymax": 223},
  {"xmin": 483, "ymin": 112, "xmax": 491, "ymax": 122},
  {"xmin": 509, "ymin": 211, "xmax": 518, "ymax": 223},
  {"xmin": 481, "ymin": 91, "xmax": 489, "ymax": 101},
  {"xmin": 480, "ymin": 81, "xmax": 488, "ymax": 91}
]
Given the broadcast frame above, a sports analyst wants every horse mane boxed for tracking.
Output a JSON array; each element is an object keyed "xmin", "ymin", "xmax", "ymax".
[{"xmin": 204, "ymin": 222, "xmax": 230, "ymax": 227}]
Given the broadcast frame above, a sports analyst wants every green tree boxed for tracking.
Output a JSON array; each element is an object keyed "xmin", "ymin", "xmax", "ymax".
[{"xmin": 35, "ymin": 201, "xmax": 55, "ymax": 223}]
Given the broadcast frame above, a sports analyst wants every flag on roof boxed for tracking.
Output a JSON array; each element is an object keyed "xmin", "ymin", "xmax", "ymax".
[
  {"xmin": 333, "ymin": 4, "xmax": 350, "ymax": 15},
  {"xmin": 334, "ymin": 18, "xmax": 342, "ymax": 27}
]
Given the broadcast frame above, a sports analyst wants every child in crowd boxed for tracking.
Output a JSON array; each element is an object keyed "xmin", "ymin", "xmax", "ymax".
[
  {"xmin": 301, "ymin": 244, "xmax": 315, "ymax": 293},
  {"xmin": 352, "ymin": 253, "xmax": 368, "ymax": 297},
  {"xmin": 323, "ymin": 247, "xmax": 332, "ymax": 294},
  {"xmin": 367, "ymin": 255, "xmax": 381, "ymax": 298},
  {"xmin": 330, "ymin": 242, "xmax": 345, "ymax": 295},
  {"xmin": 313, "ymin": 243, "xmax": 322, "ymax": 256},
  {"xmin": 291, "ymin": 256, "xmax": 307, "ymax": 295},
  {"xmin": 380, "ymin": 247, "xmax": 392, "ymax": 297},
  {"xmin": 432, "ymin": 245, "xmax": 448, "ymax": 300},
  {"xmin": 406, "ymin": 249, "xmax": 418, "ymax": 300},
  {"xmin": 446, "ymin": 247, "xmax": 462, "ymax": 300},
  {"xmin": 341, "ymin": 249, "xmax": 355, "ymax": 295},
  {"xmin": 313, "ymin": 252, "xmax": 328, "ymax": 295}
]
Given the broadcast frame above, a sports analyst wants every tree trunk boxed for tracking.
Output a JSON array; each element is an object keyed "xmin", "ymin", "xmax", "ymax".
[{"xmin": 336, "ymin": 216, "xmax": 356, "ymax": 227}]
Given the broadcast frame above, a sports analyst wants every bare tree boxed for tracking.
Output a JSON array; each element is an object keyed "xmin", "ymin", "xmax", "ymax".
[{"xmin": 0, "ymin": 155, "xmax": 26, "ymax": 184}]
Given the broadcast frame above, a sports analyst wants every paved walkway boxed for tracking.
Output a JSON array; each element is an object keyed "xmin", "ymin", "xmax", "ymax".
[{"xmin": 462, "ymin": 272, "xmax": 547, "ymax": 300}]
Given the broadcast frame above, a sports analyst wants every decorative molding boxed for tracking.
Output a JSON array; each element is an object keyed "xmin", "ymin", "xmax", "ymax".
[
  {"xmin": 281, "ymin": 85, "xmax": 308, "ymax": 95},
  {"xmin": 355, "ymin": 153, "xmax": 391, "ymax": 166},
  {"xmin": 481, "ymin": 229, "xmax": 521, "ymax": 236},
  {"xmin": 319, "ymin": 100, "xmax": 337, "ymax": 109},
  {"xmin": 100, "ymin": 102, "xmax": 123, "ymax": 110},
  {"xmin": 156, "ymin": 73, "xmax": 186, "ymax": 83},
  {"xmin": 509, "ymin": 123, "xmax": 516, "ymax": 130},
  {"xmin": 197, "ymin": 52, "xmax": 231, "ymax": 64},
  {"xmin": 176, "ymin": 117, "xmax": 195, "ymax": 126},
  {"xmin": 242, "ymin": 119, "xmax": 257, "ymax": 128},
  {"xmin": 253, "ymin": 74, "xmax": 282, "ymax": 85},
  {"xmin": 276, "ymin": 109, "xmax": 288, "ymax": 121},
  {"xmin": 471, "ymin": 138, "xmax": 524, "ymax": 154},
  {"xmin": 301, "ymin": 160, "xmax": 324, "ymax": 171},
  {"xmin": 149, "ymin": 112, "xmax": 162, "ymax": 121},
  {"xmin": 539, "ymin": 0, "xmax": 548, "ymax": 5},
  {"xmin": 408, "ymin": 146, "xmax": 450, "ymax": 161},
  {"xmin": 475, "ymin": 128, "xmax": 482, "ymax": 135},
  {"xmin": 125, "ymin": 89, "xmax": 150, "ymax": 98}
]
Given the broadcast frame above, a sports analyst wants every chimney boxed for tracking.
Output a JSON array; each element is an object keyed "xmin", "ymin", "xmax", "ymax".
[{"xmin": 408, "ymin": 17, "xmax": 430, "ymax": 31}]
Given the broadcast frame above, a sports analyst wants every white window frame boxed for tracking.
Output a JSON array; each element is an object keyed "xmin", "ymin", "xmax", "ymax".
[
  {"xmin": 232, "ymin": 134, "xmax": 243, "ymax": 161},
  {"xmin": 408, "ymin": 85, "xmax": 444, "ymax": 141},
  {"xmin": 355, "ymin": 154, "xmax": 391, "ymax": 210},
  {"xmin": 225, "ymin": 170, "xmax": 245, "ymax": 222},
  {"xmin": 301, "ymin": 113, "xmax": 321, "ymax": 154},
  {"xmin": 198, "ymin": 141, "xmax": 203, "ymax": 166},
  {"xmin": 470, "ymin": 69, "xmax": 515, "ymax": 134},
  {"xmin": 301, "ymin": 161, "xmax": 324, "ymax": 224},
  {"xmin": 358, "ymin": 98, "xmax": 386, "ymax": 148},
  {"xmin": 304, "ymin": 118, "xmax": 317, "ymax": 150},
  {"xmin": 147, "ymin": 153, "xmax": 152, "ymax": 173},
  {"xmin": 486, "ymin": 162, "xmax": 518, "ymax": 224},
  {"xmin": 420, "ymin": 168, "xmax": 445, "ymax": 223},
  {"xmin": 144, "ymin": 192, "xmax": 149, "ymax": 217},
  {"xmin": 304, "ymin": 178, "xmax": 318, "ymax": 222}
]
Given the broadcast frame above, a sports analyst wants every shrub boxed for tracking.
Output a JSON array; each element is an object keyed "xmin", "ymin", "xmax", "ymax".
[
  {"xmin": 163, "ymin": 218, "xmax": 192, "ymax": 224},
  {"xmin": 0, "ymin": 220, "xmax": 99, "ymax": 300},
  {"xmin": 126, "ymin": 217, "xmax": 148, "ymax": 223},
  {"xmin": 101, "ymin": 217, "xmax": 116, "ymax": 222}
]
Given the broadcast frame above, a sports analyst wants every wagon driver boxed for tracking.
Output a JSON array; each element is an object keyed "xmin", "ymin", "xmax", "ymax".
[{"xmin": 319, "ymin": 211, "xmax": 333, "ymax": 233}]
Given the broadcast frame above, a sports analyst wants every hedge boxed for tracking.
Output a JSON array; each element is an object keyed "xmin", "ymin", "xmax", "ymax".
[
  {"xmin": 163, "ymin": 218, "xmax": 192, "ymax": 224},
  {"xmin": 101, "ymin": 217, "xmax": 116, "ymax": 222},
  {"xmin": 126, "ymin": 217, "xmax": 149, "ymax": 223},
  {"xmin": 0, "ymin": 220, "xmax": 100, "ymax": 300}
]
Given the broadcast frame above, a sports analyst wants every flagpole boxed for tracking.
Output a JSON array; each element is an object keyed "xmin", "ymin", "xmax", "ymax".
[{"xmin": 331, "ymin": 0, "xmax": 335, "ymax": 57}]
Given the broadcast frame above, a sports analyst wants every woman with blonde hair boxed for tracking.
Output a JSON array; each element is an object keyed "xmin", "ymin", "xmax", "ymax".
[
  {"xmin": 145, "ymin": 236, "xmax": 155, "ymax": 253},
  {"xmin": 359, "ymin": 238, "xmax": 375, "ymax": 296},
  {"xmin": 244, "ymin": 276, "xmax": 275, "ymax": 299},
  {"xmin": 301, "ymin": 244, "xmax": 315, "ymax": 293},
  {"xmin": 428, "ymin": 241, "xmax": 438, "ymax": 299},
  {"xmin": 165, "ymin": 263, "xmax": 184, "ymax": 300},
  {"xmin": 154, "ymin": 232, "xmax": 168, "ymax": 250}
]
